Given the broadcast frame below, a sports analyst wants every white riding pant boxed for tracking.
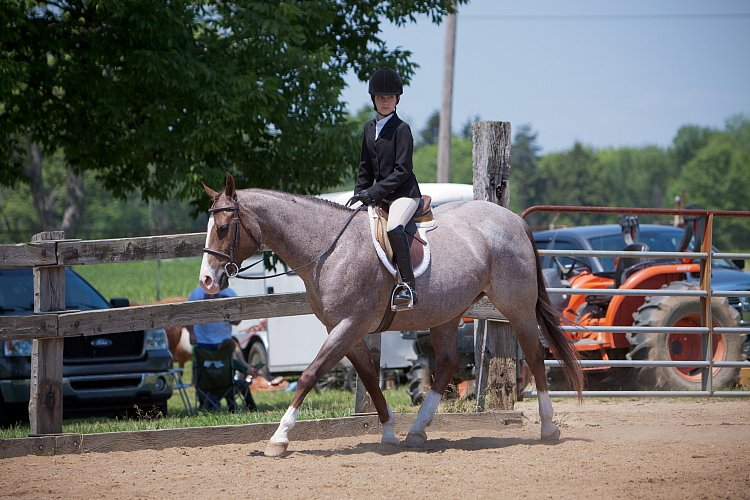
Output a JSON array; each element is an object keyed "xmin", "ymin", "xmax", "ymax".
[{"xmin": 386, "ymin": 197, "xmax": 420, "ymax": 232}]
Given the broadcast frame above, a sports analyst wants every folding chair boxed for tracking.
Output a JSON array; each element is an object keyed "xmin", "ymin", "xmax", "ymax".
[{"xmin": 194, "ymin": 342, "xmax": 256, "ymax": 412}]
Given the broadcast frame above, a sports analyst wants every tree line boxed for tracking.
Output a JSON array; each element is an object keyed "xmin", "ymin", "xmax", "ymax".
[{"xmin": 411, "ymin": 112, "xmax": 750, "ymax": 250}]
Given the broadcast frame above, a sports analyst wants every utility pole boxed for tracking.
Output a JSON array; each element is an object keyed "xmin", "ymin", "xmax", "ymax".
[{"xmin": 437, "ymin": 7, "xmax": 457, "ymax": 183}]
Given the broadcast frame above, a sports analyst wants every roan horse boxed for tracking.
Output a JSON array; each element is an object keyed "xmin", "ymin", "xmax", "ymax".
[{"xmin": 199, "ymin": 174, "xmax": 583, "ymax": 457}]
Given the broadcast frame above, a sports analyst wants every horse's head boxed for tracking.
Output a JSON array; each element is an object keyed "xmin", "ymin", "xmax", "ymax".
[{"xmin": 199, "ymin": 173, "xmax": 261, "ymax": 293}]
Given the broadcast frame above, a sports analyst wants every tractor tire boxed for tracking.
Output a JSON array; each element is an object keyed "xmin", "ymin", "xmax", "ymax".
[
  {"xmin": 406, "ymin": 355, "xmax": 432, "ymax": 405},
  {"xmin": 629, "ymin": 281, "xmax": 742, "ymax": 391}
]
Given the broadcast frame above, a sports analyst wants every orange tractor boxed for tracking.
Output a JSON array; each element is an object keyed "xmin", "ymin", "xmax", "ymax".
[{"xmin": 533, "ymin": 211, "xmax": 748, "ymax": 391}]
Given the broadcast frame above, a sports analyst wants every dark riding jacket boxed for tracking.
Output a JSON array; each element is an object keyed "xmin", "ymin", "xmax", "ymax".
[{"xmin": 355, "ymin": 113, "xmax": 421, "ymax": 204}]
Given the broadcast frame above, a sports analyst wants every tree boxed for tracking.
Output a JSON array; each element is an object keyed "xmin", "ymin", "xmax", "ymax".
[
  {"xmin": 671, "ymin": 124, "xmax": 716, "ymax": 169},
  {"xmin": 669, "ymin": 114, "xmax": 750, "ymax": 249},
  {"xmin": 418, "ymin": 110, "xmax": 440, "ymax": 146},
  {"xmin": 1, "ymin": 0, "xmax": 464, "ymax": 208},
  {"xmin": 508, "ymin": 124, "xmax": 542, "ymax": 213}
]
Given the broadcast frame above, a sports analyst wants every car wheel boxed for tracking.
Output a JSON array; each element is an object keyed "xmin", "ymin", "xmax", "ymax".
[
  {"xmin": 406, "ymin": 355, "xmax": 432, "ymax": 405},
  {"xmin": 247, "ymin": 341, "xmax": 270, "ymax": 380}
]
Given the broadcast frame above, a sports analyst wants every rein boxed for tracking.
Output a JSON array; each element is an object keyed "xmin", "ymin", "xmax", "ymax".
[{"xmin": 203, "ymin": 194, "xmax": 365, "ymax": 280}]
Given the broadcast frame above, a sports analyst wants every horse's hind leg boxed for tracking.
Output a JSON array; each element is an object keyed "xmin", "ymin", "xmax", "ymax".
[
  {"xmin": 346, "ymin": 338, "xmax": 399, "ymax": 445},
  {"xmin": 404, "ymin": 318, "xmax": 460, "ymax": 447},
  {"xmin": 506, "ymin": 313, "xmax": 560, "ymax": 441}
]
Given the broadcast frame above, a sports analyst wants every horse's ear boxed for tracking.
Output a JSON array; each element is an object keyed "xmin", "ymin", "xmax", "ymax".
[
  {"xmin": 202, "ymin": 181, "xmax": 219, "ymax": 199},
  {"xmin": 225, "ymin": 173, "xmax": 235, "ymax": 197}
]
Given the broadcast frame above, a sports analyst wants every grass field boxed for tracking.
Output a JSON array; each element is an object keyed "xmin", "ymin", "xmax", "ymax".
[
  {"xmin": 0, "ymin": 381, "xmax": 421, "ymax": 440},
  {"xmin": 74, "ymin": 257, "xmax": 202, "ymax": 304}
]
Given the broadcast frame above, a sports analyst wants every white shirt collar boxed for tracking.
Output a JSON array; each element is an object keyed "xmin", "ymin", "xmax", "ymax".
[{"xmin": 375, "ymin": 113, "xmax": 394, "ymax": 140}]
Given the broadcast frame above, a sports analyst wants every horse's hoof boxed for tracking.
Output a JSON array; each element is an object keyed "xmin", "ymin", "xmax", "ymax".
[
  {"xmin": 264, "ymin": 440, "xmax": 289, "ymax": 457},
  {"xmin": 541, "ymin": 426, "xmax": 561, "ymax": 443},
  {"xmin": 404, "ymin": 431, "xmax": 427, "ymax": 447},
  {"xmin": 381, "ymin": 434, "xmax": 401, "ymax": 446}
]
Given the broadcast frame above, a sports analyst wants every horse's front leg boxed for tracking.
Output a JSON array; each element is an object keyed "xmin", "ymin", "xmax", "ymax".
[
  {"xmin": 264, "ymin": 319, "xmax": 364, "ymax": 457},
  {"xmin": 346, "ymin": 338, "xmax": 399, "ymax": 445},
  {"xmin": 405, "ymin": 319, "xmax": 459, "ymax": 447}
]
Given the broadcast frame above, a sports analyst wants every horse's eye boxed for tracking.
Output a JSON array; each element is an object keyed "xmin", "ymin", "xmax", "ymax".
[{"xmin": 217, "ymin": 224, "xmax": 229, "ymax": 238}]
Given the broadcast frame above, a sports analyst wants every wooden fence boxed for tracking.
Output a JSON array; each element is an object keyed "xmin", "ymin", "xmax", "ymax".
[{"xmin": 0, "ymin": 230, "xmax": 507, "ymax": 434}]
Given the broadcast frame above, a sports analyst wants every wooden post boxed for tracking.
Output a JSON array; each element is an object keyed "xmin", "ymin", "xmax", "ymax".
[
  {"xmin": 472, "ymin": 121, "xmax": 517, "ymax": 411},
  {"xmin": 354, "ymin": 333, "xmax": 381, "ymax": 414},
  {"xmin": 29, "ymin": 231, "xmax": 65, "ymax": 434}
]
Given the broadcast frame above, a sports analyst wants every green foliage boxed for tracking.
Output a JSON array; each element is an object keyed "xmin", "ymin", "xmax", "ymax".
[
  {"xmin": 1, "ymin": 0, "xmax": 464, "ymax": 205},
  {"xmin": 413, "ymin": 136, "xmax": 472, "ymax": 184},
  {"xmin": 74, "ymin": 258, "xmax": 201, "ymax": 305},
  {"xmin": 419, "ymin": 110, "xmax": 440, "ymax": 145},
  {"xmin": 669, "ymin": 114, "xmax": 750, "ymax": 249}
]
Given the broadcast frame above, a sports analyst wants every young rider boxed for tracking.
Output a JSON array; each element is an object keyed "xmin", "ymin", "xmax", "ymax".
[{"xmin": 346, "ymin": 68, "xmax": 422, "ymax": 310}]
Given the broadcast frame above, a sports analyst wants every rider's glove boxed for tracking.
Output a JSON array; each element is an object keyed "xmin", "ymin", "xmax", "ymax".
[{"xmin": 346, "ymin": 190, "xmax": 375, "ymax": 207}]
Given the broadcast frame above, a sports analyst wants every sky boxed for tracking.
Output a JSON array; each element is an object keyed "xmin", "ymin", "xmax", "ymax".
[{"xmin": 341, "ymin": 0, "xmax": 750, "ymax": 154}]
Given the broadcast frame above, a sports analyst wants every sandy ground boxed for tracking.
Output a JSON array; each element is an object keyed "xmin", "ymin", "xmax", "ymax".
[{"xmin": 3, "ymin": 398, "xmax": 749, "ymax": 499}]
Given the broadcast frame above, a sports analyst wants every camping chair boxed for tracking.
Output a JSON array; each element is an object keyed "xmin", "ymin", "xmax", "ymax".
[{"xmin": 193, "ymin": 342, "xmax": 256, "ymax": 412}]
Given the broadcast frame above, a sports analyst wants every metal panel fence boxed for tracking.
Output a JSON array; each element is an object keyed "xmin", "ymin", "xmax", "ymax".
[{"xmin": 522, "ymin": 205, "xmax": 750, "ymax": 399}]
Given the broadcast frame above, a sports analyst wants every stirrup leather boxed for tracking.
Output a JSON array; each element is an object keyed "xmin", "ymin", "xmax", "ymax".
[{"xmin": 390, "ymin": 282, "xmax": 415, "ymax": 311}]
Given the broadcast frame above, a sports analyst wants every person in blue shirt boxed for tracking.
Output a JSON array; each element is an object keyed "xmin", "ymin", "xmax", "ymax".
[
  {"xmin": 187, "ymin": 286, "xmax": 257, "ymax": 411},
  {"xmin": 186, "ymin": 285, "xmax": 238, "ymax": 348}
]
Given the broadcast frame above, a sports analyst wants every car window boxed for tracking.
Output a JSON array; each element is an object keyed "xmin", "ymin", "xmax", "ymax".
[
  {"xmin": 0, "ymin": 269, "xmax": 36, "ymax": 313},
  {"xmin": 0, "ymin": 268, "xmax": 109, "ymax": 314},
  {"xmin": 65, "ymin": 270, "xmax": 110, "ymax": 310}
]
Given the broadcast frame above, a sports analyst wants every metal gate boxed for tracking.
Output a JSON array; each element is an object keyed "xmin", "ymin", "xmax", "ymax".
[{"xmin": 522, "ymin": 205, "xmax": 750, "ymax": 398}]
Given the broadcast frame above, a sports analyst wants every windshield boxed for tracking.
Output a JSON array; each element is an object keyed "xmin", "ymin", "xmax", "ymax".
[
  {"xmin": 0, "ymin": 268, "xmax": 110, "ymax": 315},
  {"xmin": 587, "ymin": 230, "xmax": 735, "ymax": 272}
]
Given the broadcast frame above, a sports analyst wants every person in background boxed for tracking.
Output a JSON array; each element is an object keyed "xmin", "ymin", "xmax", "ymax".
[{"xmin": 187, "ymin": 285, "xmax": 256, "ymax": 410}]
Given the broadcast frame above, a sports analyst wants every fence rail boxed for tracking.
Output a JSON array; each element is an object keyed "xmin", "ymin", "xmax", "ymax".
[{"xmin": 526, "ymin": 205, "xmax": 750, "ymax": 399}]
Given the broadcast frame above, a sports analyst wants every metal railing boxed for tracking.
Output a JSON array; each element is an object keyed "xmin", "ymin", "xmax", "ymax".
[{"xmin": 521, "ymin": 205, "xmax": 750, "ymax": 398}]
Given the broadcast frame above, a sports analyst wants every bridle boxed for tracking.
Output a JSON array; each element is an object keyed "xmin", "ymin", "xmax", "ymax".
[
  {"xmin": 203, "ymin": 193, "xmax": 364, "ymax": 280},
  {"xmin": 203, "ymin": 193, "xmax": 262, "ymax": 278}
]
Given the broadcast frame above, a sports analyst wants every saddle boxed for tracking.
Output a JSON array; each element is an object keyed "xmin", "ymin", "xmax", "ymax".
[{"xmin": 370, "ymin": 195, "xmax": 436, "ymax": 277}]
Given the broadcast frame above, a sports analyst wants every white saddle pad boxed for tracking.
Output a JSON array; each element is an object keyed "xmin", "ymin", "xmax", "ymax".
[{"xmin": 367, "ymin": 206, "xmax": 437, "ymax": 278}]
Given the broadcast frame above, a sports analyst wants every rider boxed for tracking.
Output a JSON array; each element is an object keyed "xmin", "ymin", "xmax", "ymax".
[{"xmin": 346, "ymin": 68, "xmax": 422, "ymax": 310}]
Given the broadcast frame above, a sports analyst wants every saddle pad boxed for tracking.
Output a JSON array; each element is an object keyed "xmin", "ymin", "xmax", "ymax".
[{"xmin": 367, "ymin": 206, "xmax": 436, "ymax": 278}]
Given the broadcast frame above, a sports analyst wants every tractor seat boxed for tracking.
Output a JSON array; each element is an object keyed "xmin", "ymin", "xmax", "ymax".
[{"xmin": 613, "ymin": 242, "xmax": 650, "ymax": 288}]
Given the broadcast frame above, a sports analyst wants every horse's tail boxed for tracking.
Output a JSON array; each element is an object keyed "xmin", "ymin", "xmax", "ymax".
[{"xmin": 525, "ymin": 225, "xmax": 584, "ymax": 400}]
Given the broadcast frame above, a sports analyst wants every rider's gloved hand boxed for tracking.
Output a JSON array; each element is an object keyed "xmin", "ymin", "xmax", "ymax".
[{"xmin": 346, "ymin": 190, "xmax": 375, "ymax": 207}]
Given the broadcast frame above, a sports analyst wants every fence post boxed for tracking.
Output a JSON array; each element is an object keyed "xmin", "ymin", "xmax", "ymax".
[
  {"xmin": 472, "ymin": 121, "xmax": 517, "ymax": 411},
  {"xmin": 29, "ymin": 231, "xmax": 65, "ymax": 434},
  {"xmin": 354, "ymin": 333, "xmax": 381, "ymax": 413}
]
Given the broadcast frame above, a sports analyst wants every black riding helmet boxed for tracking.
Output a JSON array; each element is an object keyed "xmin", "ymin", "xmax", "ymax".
[
  {"xmin": 369, "ymin": 68, "xmax": 403, "ymax": 115},
  {"xmin": 368, "ymin": 68, "xmax": 403, "ymax": 96}
]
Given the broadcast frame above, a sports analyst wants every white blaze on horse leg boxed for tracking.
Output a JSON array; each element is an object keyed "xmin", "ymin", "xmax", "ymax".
[
  {"xmin": 537, "ymin": 391, "xmax": 560, "ymax": 441},
  {"xmin": 381, "ymin": 405, "xmax": 400, "ymax": 445},
  {"xmin": 411, "ymin": 389, "xmax": 441, "ymax": 434},
  {"xmin": 269, "ymin": 406, "xmax": 298, "ymax": 445}
]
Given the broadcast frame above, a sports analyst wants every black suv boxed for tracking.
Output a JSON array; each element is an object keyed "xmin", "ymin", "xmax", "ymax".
[{"xmin": 0, "ymin": 268, "xmax": 174, "ymax": 425}]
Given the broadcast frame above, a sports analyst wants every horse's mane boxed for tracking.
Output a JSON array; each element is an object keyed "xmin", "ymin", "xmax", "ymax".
[{"xmin": 244, "ymin": 188, "xmax": 353, "ymax": 213}]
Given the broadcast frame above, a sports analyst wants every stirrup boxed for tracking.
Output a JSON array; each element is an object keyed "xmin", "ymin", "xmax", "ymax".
[{"xmin": 390, "ymin": 283, "xmax": 415, "ymax": 311}]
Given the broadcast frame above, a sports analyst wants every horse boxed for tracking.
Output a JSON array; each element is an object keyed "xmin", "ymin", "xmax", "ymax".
[
  {"xmin": 199, "ymin": 174, "xmax": 583, "ymax": 457},
  {"xmin": 152, "ymin": 297, "xmax": 193, "ymax": 368}
]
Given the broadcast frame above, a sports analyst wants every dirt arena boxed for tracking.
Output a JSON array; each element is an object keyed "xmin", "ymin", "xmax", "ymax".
[{"xmin": 3, "ymin": 398, "xmax": 748, "ymax": 499}]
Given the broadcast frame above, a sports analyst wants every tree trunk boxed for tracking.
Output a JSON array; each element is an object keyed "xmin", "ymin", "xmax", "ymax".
[{"xmin": 60, "ymin": 162, "xmax": 84, "ymax": 236}]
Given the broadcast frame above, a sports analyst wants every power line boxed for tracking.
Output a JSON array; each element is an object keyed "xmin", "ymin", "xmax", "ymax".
[{"xmin": 460, "ymin": 13, "xmax": 750, "ymax": 22}]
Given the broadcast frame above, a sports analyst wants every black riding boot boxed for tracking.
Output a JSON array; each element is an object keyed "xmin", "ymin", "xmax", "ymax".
[{"xmin": 387, "ymin": 225, "xmax": 418, "ymax": 309}]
